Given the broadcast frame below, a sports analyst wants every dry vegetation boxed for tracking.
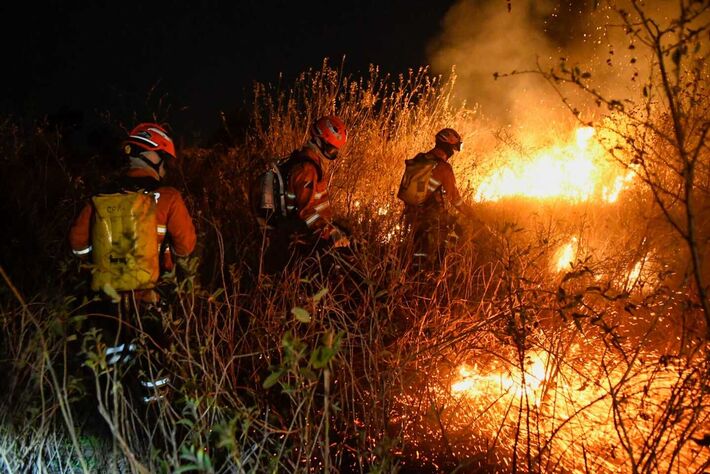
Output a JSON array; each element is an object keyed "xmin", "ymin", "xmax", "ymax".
[{"xmin": 1, "ymin": 3, "xmax": 709, "ymax": 472}]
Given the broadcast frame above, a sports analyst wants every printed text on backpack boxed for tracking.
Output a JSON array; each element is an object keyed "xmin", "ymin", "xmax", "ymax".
[{"xmin": 90, "ymin": 191, "xmax": 160, "ymax": 292}]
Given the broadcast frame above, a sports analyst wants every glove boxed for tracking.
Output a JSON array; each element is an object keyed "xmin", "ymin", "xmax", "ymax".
[
  {"xmin": 333, "ymin": 235, "xmax": 351, "ymax": 248},
  {"xmin": 329, "ymin": 226, "xmax": 351, "ymax": 249}
]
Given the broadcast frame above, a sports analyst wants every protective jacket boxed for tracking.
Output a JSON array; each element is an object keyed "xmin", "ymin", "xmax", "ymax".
[
  {"xmin": 69, "ymin": 168, "xmax": 197, "ymax": 276},
  {"xmin": 404, "ymin": 150, "xmax": 464, "ymax": 216},
  {"xmin": 402, "ymin": 148, "xmax": 468, "ymax": 270},
  {"xmin": 283, "ymin": 144, "xmax": 341, "ymax": 241}
]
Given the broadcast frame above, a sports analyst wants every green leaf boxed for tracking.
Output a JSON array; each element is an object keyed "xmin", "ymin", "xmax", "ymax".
[
  {"xmin": 310, "ymin": 346, "xmax": 336, "ymax": 369},
  {"xmin": 309, "ymin": 331, "xmax": 344, "ymax": 369},
  {"xmin": 176, "ymin": 419, "xmax": 195, "ymax": 428},
  {"xmin": 291, "ymin": 306, "xmax": 311, "ymax": 323},
  {"xmin": 263, "ymin": 369, "xmax": 284, "ymax": 389},
  {"xmin": 312, "ymin": 287, "xmax": 328, "ymax": 303},
  {"xmin": 173, "ymin": 465, "xmax": 200, "ymax": 474}
]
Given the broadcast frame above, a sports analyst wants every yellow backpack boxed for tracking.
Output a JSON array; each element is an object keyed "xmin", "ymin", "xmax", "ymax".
[
  {"xmin": 397, "ymin": 154, "xmax": 438, "ymax": 206},
  {"xmin": 90, "ymin": 191, "xmax": 159, "ymax": 292}
]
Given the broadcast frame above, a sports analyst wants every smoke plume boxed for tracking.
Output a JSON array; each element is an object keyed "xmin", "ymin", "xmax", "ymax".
[{"xmin": 428, "ymin": 0, "xmax": 682, "ymax": 138}]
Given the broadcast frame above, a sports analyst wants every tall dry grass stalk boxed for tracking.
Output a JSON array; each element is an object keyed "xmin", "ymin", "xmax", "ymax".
[{"xmin": 0, "ymin": 60, "xmax": 708, "ymax": 473}]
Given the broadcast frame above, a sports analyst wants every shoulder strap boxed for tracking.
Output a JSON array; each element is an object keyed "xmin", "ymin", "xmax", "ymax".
[
  {"xmin": 107, "ymin": 175, "xmax": 160, "ymax": 194},
  {"xmin": 407, "ymin": 152, "xmax": 437, "ymax": 165},
  {"xmin": 280, "ymin": 151, "xmax": 323, "ymax": 182}
]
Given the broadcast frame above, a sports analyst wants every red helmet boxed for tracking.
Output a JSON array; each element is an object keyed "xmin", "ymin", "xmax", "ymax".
[
  {"xmin": 310, "ymin": 115, "xmax": 347, "ymax": 160},
  {"xmin": 435, "ymin": 128, "xmax": 463, "ymax": 152},
  {"xmin": 123, "ymin": 123, "xmax": 176, "ymax": 160}
]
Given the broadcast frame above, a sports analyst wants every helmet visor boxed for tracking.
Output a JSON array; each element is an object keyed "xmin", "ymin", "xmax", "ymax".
[{"xmin": 157, "ymin": 150, "xmax": 175, "ymax": 161}]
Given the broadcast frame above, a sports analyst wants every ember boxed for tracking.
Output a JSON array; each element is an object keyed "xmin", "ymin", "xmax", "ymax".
[{"xmin": 393, "ymin": 341, "xmax": 708, "ymax": 473}]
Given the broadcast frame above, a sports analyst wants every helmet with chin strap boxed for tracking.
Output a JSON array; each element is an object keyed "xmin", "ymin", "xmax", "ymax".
[
  {"xmin": 435, "ymin": 128, "xmax": 463, "ymax": 153},
  {"xmin": 123, "ymin": 123, "xmax": 176, "ymax": 161},
  {"xmin": 310, "ymin": 115, "xmax": 347, "ymax": 160}
]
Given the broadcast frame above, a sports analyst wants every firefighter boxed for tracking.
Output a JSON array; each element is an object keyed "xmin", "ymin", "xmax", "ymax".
[
  {"xmin": 69, "ymin": 122, "xmax": 196, "ymax": 404},
  {"xmin": 398, "ymin": 128, "xmax": 475, "ymax": 270},
  {"xmin": 262, "ymin": 115, "xmax": 349, "ymax": 273}
]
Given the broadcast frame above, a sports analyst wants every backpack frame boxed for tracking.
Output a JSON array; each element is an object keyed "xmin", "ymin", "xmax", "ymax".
[
  {"xmin": 397, "ymin": 154, "xmax": 439, "ymax": 206},
  {"xmin": 253, "ymin": 154, "xmax": 323, "ymax": 229}
]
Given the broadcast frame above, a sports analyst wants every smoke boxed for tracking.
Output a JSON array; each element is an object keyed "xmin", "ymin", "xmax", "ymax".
[{"xmin": 428, "ymin": 0, "xmax": 682, "ymax": 139}]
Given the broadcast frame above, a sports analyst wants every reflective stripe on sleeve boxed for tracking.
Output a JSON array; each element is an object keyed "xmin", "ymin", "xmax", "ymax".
[
  {"xmin": 72, "ymin": 246, "xmax": 92, "ymax": 256},
  {"xmin": 428, "ymin": 177, "xmax": 442, "ymax": 186},
  {"xmin": 286, "ymin": 192, "xmax": 296, "ymax": 199},
  {"xmin": 314, "ymin": 202, "xmax": 330, "ymax": 212},
  {"xmin": 427, "ymin": 184, "xmax": 438, "ymax": 192},
  {"xmin": 305, "ymin": 213, "xmax": 321, "ymax": 227},
  {"xmin": 157, "ymin": 225, "xmax": 167, "ymax": 235}
]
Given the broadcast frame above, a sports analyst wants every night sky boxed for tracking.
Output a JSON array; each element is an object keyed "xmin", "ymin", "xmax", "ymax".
[{"xmin": 1, "ymin": 1, "xmax": 455, "ymax": 139}]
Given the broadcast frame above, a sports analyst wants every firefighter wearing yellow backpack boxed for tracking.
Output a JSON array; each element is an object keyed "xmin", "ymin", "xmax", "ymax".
[
  {"xmin": 69, "ymin": 123, "xmax": 196, "ymax": 404},
  {"xmin": 398, "ymin": 128, "xmax": 476, "ymax": 270}
]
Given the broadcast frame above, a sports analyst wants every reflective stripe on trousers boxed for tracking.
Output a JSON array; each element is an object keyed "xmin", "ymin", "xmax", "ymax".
[{"xmin": 104, "ymin": 343, "xmax": 138, "ymax": 365}]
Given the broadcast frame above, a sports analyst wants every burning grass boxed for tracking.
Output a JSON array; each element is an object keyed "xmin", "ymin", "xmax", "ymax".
[
  {"xmin": 0, "ymin": 51, "xmax": 709, "ymax": 473},
  {"xmin": 392, "ymin": 317, "xmax": 708, "ymax": 473},
  {"xmin": 473, "ymin": 126, "xmax": 635, "ymax": 204}
]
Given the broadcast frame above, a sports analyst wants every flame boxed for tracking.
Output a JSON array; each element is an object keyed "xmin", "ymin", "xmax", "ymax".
[
  {"xmin": 451, "ymin": 354, "xmax": 548, "ymax": 403},
  {"xmin": 553, "ymin": 237, "xmax": 578, "ymax": 272},
  {"xmin": 627, "ymin": 259, "xmax": 643, "ymax": 283},
  {"xmin": 474, "ymin": 127, "xmax": 633, "ymax": 203},
  {"xmin": 452, "ymin": 352, "xmax": 548, "ymax": 401},
  {"xmin": 392, "ymin": 344, "xmax": 703, "ymax": 472},
  {"xmin": 602, "ymin": 170, "xmax": 635, "ymax": 203},
  {"xmin": 619, "ymin": 253, "xmax": 656, "ymax": 291}
]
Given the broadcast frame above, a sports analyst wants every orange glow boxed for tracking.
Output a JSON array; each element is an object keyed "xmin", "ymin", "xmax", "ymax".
[
  {"xmin": 392, "ymin": 344, "xmax": 703, "ymax": 473},
  {"xmin": 627, "ymin": 259, "xmax": 643, "ymax": 283},
  {"xmin": 553, "ymin": 237, "xmax": 578, "ymax": 272},
  {"xmin": 620, "ymin": 254, "xmax": 656, "ymax": 291},
  {"xmin": 452, "ymin": 352, "xmax": 548, "ymax": 401},
  {"xmin": 474, "ymin": 127, "xmax": 633, "ymax": 203}
]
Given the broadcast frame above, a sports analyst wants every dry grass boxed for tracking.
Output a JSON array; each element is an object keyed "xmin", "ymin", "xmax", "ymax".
[{"xmin": 0, "ymin": 61, "xmax": 708, "ymax": 473}]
